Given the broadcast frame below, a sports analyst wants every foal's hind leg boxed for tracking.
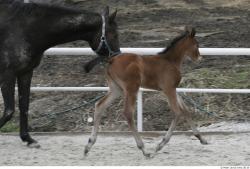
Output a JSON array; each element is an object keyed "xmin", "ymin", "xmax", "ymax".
[
  {"xmin": 155, "ymin": 89, "xmax": 181, "ymax": 153},
  {"xmin": 0, "ymin": 75, "xmax": 16, "ymax": 128},
  {"xmin": 177, "ymin": 95, "xmax": 208, "ymax": 145},
  {"xmin": 84, "ymin": 83, "xmax": 121, "ymax": 156},
  {"xmin": 123, "ymin": 91, "xmax": 150, "ymax": 157}
]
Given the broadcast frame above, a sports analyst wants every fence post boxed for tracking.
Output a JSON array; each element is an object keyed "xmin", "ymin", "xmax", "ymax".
[{"xmin": 137, "ymin": 90, "xmax": 143, "ymax": 132}]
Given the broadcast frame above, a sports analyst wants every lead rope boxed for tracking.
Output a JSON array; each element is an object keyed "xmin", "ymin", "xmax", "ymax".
[
  {"xmin": 31, "ymin": 94, "xmax": 105, "ymax": 120},
  {"xmin": 180, "ymin": 93, "xmax": 250, "ymax": 122},
  {"xmin": 179, "ymin": 93, "xmax": 223, "ymax": 119}
]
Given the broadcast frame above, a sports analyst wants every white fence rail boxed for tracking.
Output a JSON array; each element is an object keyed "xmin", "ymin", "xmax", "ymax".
[
  {"xmin": 45, "ymin": 48, "xmax": 250, "ymax": 56},
  {"xmin": 35, "ymin": 48, "xmax": 250, "ymax": 132}
]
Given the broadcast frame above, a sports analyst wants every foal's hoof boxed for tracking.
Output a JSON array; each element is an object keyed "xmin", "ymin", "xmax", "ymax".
[
  {"xmin": 155, "ymin": 145, "xmax": 162, "ymax": 153},
  {"xmin": 149, "ymin": 152, "xmax": 157, "ymax": 158},
  {"xmin": 84, "ymin": 147, "xmax": 89, "ymax": 156},
  {"xmin": 143, "ymin": 152, "xmax": 153, "ymax": 159},
  {"xmin": 201, "ymin": 140, "xmax": 209, "ymax": 145},
  {"xmin": 27, "ymin": 142, "xmax": 41, "ymax": 149}
]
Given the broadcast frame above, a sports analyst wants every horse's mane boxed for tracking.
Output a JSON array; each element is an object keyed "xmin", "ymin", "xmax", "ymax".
[
  {"xmin": 158, "ymin": 30, "xmax": 189, "ymax": 55},
  {"xmin": 5, "ymin": 0, "xmax": 83, "ymax": 17}
]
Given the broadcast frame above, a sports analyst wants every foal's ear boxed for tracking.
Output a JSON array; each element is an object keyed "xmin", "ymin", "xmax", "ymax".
[
  {"xmin": 190, "ymin": 28, "xmax": 196, "ymax": 38},
  {"xmin": 102, "ymin": 6, "xmax": 110, "ymax": 19},
  {"xmin": 185, "ymin": 26, "xmax": 196, "ymax": 38},
  {"xmin": 109, "ymin": 9, "xmax": 118, "ymax": 23}
]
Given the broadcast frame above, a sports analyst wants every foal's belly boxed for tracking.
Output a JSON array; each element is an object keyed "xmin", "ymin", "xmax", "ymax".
[{"xmin": 141, "ymin": 76, "xmax": 161, "ymax": 91}]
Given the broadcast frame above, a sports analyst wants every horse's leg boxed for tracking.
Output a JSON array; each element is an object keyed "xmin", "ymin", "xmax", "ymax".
[
  {"xmin": 155, "ymin": 89, "xmax": 181, "ymax": 153},
  {"xmin": 17, "ymin": 71, "xmax": 39, "ymax": 148},
  {"xmin": 84, "ymin": 82, "xmax": 121, "ymax": 156},
  {"xmin": 177, "ymin": 95, "xmax": 208, "ymax": 145},
  {"xmin": 0, "ymin": 74, "xmax": 16, "ymax": 128},
  {"xmin": 123, "ymin": 90, "xmax": 150, "ymax": 157}
]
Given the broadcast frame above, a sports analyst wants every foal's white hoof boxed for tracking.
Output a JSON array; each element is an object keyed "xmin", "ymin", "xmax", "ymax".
[{"xmin": 28, "ymin": 142, "xmax": 41, "ymax": 148}]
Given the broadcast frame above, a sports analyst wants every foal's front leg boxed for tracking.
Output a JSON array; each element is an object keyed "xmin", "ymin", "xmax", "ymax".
[
  {"xmin": 155, "ymin": 89, "xmax": 181, "ymax": 153},
  {"xmin": 17, "ymin": 71, "xmax": 40, "ymax": 148},
  {"xmin": 155, "ymin": 116, "xmax": 179, "ymax": 153},
  {"xmin": 177, "ymin": 95, "xmax": 208, "ymax": 145}
]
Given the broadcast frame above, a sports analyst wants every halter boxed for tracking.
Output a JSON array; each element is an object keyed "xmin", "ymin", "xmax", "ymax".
[{"xmin": 94, "ymin": 15, "xmax": 121, "ymax": 58}]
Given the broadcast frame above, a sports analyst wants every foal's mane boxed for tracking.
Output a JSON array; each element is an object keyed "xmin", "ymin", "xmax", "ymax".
[{"xmin": 158, "ymin": 30, "xmax": 189, "ymax": 55}]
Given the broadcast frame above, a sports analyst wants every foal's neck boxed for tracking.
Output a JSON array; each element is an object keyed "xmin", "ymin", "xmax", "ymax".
[{"xmin": 163, "ymin": 46, "xmax": 187, "ymax": 69}]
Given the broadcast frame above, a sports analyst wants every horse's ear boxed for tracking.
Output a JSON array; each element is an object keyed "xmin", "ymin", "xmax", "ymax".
[
  {"xmin": 109, "ymin": 9, "xmax": 117, "ymax": 23},
  {"xmin": 102, "ymin": 6, "xmax": 110, "ymax": 19},
  {"xmin": 185, "ymin": 26, "xmax": 196, "ymax": 38}
]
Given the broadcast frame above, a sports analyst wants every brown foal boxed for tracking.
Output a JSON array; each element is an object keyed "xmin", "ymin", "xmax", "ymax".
[{"xmin": 84, "ymin": 27, "xmax": 208, "ymax": 157}]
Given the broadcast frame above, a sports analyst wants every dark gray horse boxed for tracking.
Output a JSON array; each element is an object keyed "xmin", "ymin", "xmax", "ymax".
[{"xmin": 0, "ymin": 0, "xmax": 120, "ymax": 148}]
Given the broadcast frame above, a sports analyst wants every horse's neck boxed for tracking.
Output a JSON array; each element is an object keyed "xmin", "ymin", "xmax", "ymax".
[
  {"xmin": 47, "ymin": 13, "xmax": 100, "ymax": 46},
  {"xmin": 27, "ymin": 5, "xmax": 101, "ymax": 50}
]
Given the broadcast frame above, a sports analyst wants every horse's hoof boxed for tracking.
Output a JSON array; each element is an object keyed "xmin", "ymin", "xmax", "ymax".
[{"xmin": 27, "ymin": 142, "xmax": 41, "ymax": 148}]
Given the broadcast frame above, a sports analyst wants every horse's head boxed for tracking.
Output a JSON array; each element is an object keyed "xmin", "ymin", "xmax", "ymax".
[
  {"xmin": 183, "ymin": 27, "xmax": 202, "ymax": 62},
  {"xmin": 89, "ymin": 6, "xmax": 120, "ymax": 58}
]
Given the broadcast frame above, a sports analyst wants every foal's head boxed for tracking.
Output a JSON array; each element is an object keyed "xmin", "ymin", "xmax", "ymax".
[
  {"xmin": 182, "ymin": 27, "xmax": 202, "ymax": 62},
  {"xmin": 159, "ymin": 27, "xmax": 201, "ymax": 62},
  {"xmin": 89, "ymin": 6, "xmax": 120, "ymax": 58}
]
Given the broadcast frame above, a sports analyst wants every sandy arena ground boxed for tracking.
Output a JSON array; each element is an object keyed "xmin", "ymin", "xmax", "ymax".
[{"xmin": 1, "ymin": 125, "xmax": 250, "ymax": 166}]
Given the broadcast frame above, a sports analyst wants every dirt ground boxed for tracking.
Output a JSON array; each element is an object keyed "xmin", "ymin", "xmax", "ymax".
[
  {"xmin": 0, "ymin": 0, "xmax": 249, "ymax": 132},
  {"xmin": 0, "ymin": 122, "xmax": 250, "ymax": 166},
  {"xmin": 0, "ymin": 133, "xmax": 250, "ymax": 166}
]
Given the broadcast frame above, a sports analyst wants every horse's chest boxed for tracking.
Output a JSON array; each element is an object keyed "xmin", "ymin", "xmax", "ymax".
[
  {"xmin": 16, "ymin": 49, "xmax": 42, "ymax": 72},
  {"xmin": 18, "ymin": 47, "xmax": 31, "ymax": 64},
  {"xmin": 1, "ymin": 45, "xmax": 41, "ymax": 73}
]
